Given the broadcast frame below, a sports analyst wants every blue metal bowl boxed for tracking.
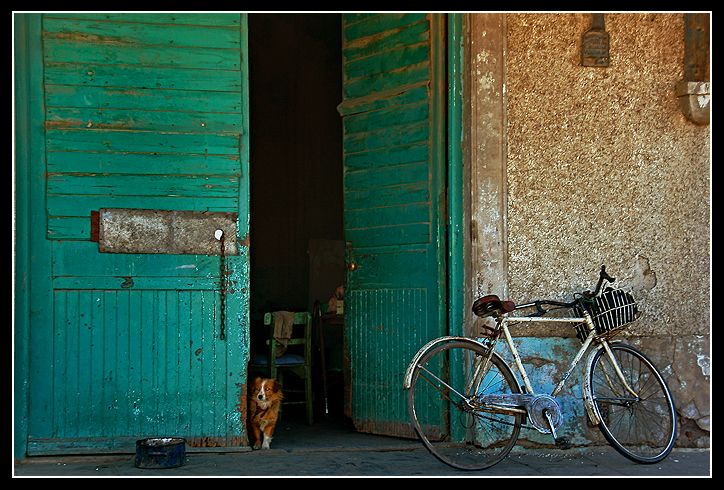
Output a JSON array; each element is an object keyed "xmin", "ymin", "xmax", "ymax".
[{"xmin": 135, "ymin": 437, "xmax": 186, "ymax": 469}]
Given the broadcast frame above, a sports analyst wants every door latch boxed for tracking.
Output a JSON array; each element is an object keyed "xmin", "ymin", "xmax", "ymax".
[{"xmin": 216, "ymin": 229, "xmax": 226, "ymax": 341}]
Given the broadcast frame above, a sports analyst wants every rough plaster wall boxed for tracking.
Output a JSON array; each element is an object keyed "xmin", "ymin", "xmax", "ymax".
[{"xmin": 503, "ymin": 13, "xmax": 710, "ymax": 446}]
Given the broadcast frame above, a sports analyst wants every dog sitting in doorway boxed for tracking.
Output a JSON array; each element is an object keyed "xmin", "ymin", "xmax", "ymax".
[{"xmin": 249, "ymin": 377, "xmax": 283, "ymax": 449}]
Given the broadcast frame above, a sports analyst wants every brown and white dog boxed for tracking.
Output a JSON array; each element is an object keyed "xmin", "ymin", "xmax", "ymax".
[{"xmin": 249, "ymin": 377, "xmax": 283, "ymax": 449}]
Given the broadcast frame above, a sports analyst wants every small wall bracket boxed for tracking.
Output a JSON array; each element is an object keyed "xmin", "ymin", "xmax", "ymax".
[
  {"xmin": 581, "ymin": 13, "xmax": 610, "ymax": 67},
  {"xmin": 678, "ymin": 13, "xmax": 710, "ymax": 125}
]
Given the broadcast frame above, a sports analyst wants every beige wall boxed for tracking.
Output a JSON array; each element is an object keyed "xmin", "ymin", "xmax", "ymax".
[{"xmin": 468, "ymin": 13, "xmax": 710, "ymax": 447}]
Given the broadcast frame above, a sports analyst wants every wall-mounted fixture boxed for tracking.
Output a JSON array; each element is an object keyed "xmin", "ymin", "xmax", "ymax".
[
  {"xmin": 676, "ymin": 13, "xmax": 710, "ymax": 125},
  {"xmin": 581, "ymin": 13, "xmax": 610, "ymax": 67}
]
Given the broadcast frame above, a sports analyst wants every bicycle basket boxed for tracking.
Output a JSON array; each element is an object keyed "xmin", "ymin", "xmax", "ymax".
[{"xmin": 574, "ymin": 288, "xmax": 639, "ymax": 342}]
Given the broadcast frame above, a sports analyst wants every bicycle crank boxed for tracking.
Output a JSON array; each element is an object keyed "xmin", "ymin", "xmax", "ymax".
[{"xmin": 478, "ymin": 393, "xmax": 563, "ymax": 434}]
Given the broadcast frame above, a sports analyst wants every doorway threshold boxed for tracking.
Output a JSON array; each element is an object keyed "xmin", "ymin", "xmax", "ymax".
[{"xmin": 270, "ymin": 414, "xmax": 419, "ymax": 453}]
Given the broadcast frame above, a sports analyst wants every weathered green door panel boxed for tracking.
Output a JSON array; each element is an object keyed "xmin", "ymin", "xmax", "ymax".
[
  {"xmin": 43, "ymin": 36, "xmax": 241, "ymax": 69},
  {"xmin": 340, "ymin": 13, "xmax": 447, "ymax": 437},
  {"xmin": 45, "ymin": 12, "xmax": 243, "ymax": 26},
  {"xmin": 21, "ymin": 13, "xmax": 250, "ymax": 454},
  {"xmin": 42, "ymin": 16, "xmax": 243, "ymax": 49},
  {"xmin": 45, "ymin": 85, "xmax": 243, "ymax": 113},
  {"xmin": 28, "ymin": 288, "xmax": 236, "ymax": 452}
]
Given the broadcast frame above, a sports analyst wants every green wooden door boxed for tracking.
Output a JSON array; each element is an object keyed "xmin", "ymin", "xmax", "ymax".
[
  {"xmin": 339, "ymin": 13, "xmax": 447, "ymax": 437},
  {"xmin": 16, "ymin": 13, "xmax": 250, "ymax": 454}
]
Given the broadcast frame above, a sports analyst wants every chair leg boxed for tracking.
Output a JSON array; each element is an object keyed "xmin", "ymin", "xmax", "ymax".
[{"xmin": 305, "ymin": 368, "xmax": 313, "ymax": 425}]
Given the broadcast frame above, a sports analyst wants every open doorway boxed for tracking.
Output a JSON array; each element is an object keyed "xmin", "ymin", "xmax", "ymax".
[{"xmin": 248, "ymin": 14, "xmax": 346, "ymax": 427}]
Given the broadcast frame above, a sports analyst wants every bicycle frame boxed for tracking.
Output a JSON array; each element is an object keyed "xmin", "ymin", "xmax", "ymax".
[
  {"xmin": 475, "ymin": 309, "xmax": 641, "ymax": 426},
  {"xmin": 403, "ymin": 308, "xmax": 641, "ymax": 430}
]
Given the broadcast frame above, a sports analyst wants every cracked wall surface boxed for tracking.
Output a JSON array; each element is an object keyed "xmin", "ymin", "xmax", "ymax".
[{"xmin": 469, "ymin": 12, "xmax": 710, "ymax": 447}]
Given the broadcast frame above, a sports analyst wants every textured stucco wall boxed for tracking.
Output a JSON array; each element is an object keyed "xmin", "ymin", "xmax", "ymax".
[
  {"xmin": 506, "ymin": 13, "xmax": 710, "ymax": 315},
  {"xmin": 471, "ymin": 13, "xmax": 710, "ymax": 447}
]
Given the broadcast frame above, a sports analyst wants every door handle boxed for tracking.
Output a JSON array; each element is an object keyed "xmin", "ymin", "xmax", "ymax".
[{"xmin": 347, "ymin": 262, "xmax": 358, "ymax": 271}]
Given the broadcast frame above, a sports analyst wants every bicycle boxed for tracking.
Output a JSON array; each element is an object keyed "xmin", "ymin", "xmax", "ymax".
[{"xmin": 403, "ymin": 265, "xmax": 677, "ymax": 470}]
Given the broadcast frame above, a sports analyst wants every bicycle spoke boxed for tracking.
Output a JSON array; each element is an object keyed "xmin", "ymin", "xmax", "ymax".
[
  {"xmin": 408, "ymin": 341, "xmax": 522, "ymax": 470},
  {"xmin": 417, "ymin": 364, "xmax": 471, "ymax": 406},
  {"xmin": 590, "ymin": 344, "xmax": 676, "ymax": 463}
]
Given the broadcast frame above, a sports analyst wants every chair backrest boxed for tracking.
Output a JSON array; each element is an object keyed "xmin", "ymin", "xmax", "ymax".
[
  {"xmin": 260, "ymin": 311, "xmax": 314, "ymax": 425},
  {"xmin": 262, "ymin": 311, "xmax": 312, "ymax": 367}
]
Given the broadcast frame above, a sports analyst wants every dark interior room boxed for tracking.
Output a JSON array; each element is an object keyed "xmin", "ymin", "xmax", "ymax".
[{"xmin": 248, "ymin": 13, "xmax": 345, "ymax": 420}]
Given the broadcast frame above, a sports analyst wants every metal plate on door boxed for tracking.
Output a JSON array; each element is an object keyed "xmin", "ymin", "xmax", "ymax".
[{"xmin": 97, "ymin": 208, "xmax": 238, "ymax": 255}]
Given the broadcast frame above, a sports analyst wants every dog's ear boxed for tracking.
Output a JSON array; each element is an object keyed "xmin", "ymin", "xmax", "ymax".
[
  {"xmin": 253, "ymin": 376, "xmax": 262, "ymax": 388},
  {"xmin": 270, "ymin": 379, "xmax": 281, "ymax": 393}
]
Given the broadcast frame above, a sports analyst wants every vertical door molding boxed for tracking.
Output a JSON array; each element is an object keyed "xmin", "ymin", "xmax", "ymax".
[
  {"xmin": 447, "ymin": 13, "xmax": 465, "ymax": 339},
  {"xmin": 14, "ymin": 13, "xmax": 55, "ymax": 459}
]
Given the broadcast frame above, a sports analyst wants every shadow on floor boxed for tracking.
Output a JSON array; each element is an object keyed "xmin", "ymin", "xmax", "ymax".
[{"xmin": 259, "ymin": 406, "xmax": 419, "ymax": 452}]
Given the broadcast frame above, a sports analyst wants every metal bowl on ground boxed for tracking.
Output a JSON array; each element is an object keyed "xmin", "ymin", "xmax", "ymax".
[{"xmin": 134, "ymin": 437, "xmax": 187, "ymax": 469}]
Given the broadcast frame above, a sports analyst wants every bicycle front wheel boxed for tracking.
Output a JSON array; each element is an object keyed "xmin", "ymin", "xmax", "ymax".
[
  {"xmin": 407, "ymin": 340, "xmax": 522, "ymax": 470},
  {"xmin": 590, "ymin": 343, "xmax": 677, "ymax": 463}
]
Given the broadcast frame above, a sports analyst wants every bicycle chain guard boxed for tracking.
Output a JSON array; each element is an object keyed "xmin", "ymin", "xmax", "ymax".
[{"xmin": 478, "ymin": 393, "xmax": 562, "ymax": 434}]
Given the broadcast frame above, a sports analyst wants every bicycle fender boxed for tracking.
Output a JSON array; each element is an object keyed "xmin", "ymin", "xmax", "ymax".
[
  {"xmin": 583, "ymin": 340, "xmax": 626, "ymax": 426},
  {"xmin": 583, "ymin": 346, "xmax": 603, "ymax": 426},
  {"xmin": 402, "ymin": 336, "xmax": 497, "ymax": 390}
]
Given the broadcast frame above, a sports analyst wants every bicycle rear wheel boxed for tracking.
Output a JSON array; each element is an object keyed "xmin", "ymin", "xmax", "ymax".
[
  {"xmin": 407, "ymin": 340, "xmax": 522, "ymax": 470},
  {"xmin": 590, "ymin": 343, "xmax": 677, "ymax": 463}
]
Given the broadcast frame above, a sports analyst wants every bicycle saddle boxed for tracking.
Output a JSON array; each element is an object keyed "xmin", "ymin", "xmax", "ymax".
[{"xmin": 472, "ymin": 295, "xmax": 516, "ymax": 318}]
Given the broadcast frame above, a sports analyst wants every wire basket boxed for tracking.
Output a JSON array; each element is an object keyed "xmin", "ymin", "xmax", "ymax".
[{"xmin": 574, "ymin": 288, "xmax": 639, "ymax": 342}]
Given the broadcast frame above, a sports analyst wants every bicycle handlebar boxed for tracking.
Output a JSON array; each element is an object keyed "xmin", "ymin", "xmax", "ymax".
[
  {"xmin": 513, "ymin": 265, "xmax": 618, "ymax": 317},
  {"xmin": 515, "ymin": 299, "xmax": 577, "ymax": 317}
]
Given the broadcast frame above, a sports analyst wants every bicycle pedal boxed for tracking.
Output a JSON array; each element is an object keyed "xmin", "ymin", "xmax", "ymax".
[{"xmin": 554, "ymin": 437, "xmax": 572, "ymax": 449}]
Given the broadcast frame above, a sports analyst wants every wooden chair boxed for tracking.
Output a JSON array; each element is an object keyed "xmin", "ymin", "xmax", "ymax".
[{"xmin": 249, "ymin": 311, "xmax": 313, "ymax": 425}]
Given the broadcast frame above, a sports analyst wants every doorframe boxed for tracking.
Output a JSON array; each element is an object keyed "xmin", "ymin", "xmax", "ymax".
[
  {"xmin": 447, "ymin": 13, "xmax": 466, "ymax": 338},
  {"xmin": 466, "ymin": 13, "xmax": 509, "ymax": 320},
  {"xmin": 13, "ymin": 12, "xmax": 31, "ymax": 461},
  {"xmin": 14, "ymin": 13, "xmax": 51, "ymax": 460}
]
